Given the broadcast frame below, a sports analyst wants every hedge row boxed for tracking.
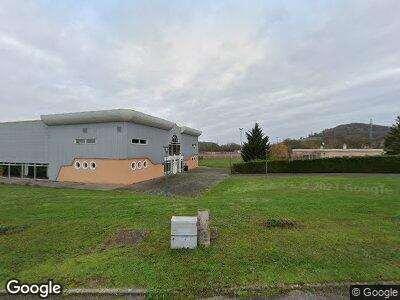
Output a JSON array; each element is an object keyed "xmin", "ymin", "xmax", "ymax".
[{"xmin": 232, "ymin": 156, "xmax": 400, "ymax": 174}]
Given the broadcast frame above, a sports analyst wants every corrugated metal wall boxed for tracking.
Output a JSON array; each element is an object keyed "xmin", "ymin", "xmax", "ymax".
[
  {"xmin": 0, "ymin": 119, "xmax": 200, "ymax": 181},
  {"xmin": 181, "ymin": 133, "xmax": 199, "ymax": 158},
  {"xmin": 47, "ymin": 122, "xmax": 128, "ymax": 180},
  {"xmin": 126, "ymin": 122, "xmax": 171, "ymax": 164},
  {"xmin": 0, "ymin": 120, "xmax": 49, "ymax": 163},
  {"xmin": 125, "ymin": 123, "xmax": 198, "ymax": 163}
]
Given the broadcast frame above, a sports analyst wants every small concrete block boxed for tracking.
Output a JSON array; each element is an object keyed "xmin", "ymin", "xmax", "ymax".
[
  {"xmin": 171, "ymin": 236, "xmax": 197, "ymax": 249},
  {"xmin": 171, "ymin": 216, "xmax": 198, "ymax": 236},
  {"xmin": 197, "ymin": 209, "xmax": 210, "ymax": 247}
]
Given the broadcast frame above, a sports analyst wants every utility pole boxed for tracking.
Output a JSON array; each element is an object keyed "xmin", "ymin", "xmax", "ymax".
[
  {"xmin": 369, "ymin": 118, "xmax": 373, "ymax": 148},
  {"xmin": 229, "ymin": 145, "xmax": 232, "ymax": 174},
  {"xmin": 163, "ymin": 146, "xmax": 169, "ymax": 197},
  {"xmin": 239, "ymin": 128, "xmax": 243, "ymax": 150},
  {"xmin": 333, "ymin": 129, "xmax": 336, "ymax": 148}
]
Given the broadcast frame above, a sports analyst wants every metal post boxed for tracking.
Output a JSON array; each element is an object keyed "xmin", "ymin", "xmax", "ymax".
[
  {"xmin": 163, "ymin": 146, "xmax": 169, "ymax": 197},
  {"xmin": 265, "ymin": 148, "xmax": 268, "ymax": 175},
  {"xmin": 34, "ymin": 164, "xmax": 37, "ymax": 180},
  {"xmin": 369, "ymin": 118, "xmax": 373, "ymax": 147},
  {"xmin": 239, "ymin": 128, "xmax": 243, "ymax": 150},
  {"xmin": 165, "ymin": 158, "xmax": 167, "ymax": 197},
  {"xmin": 229, "ymin": 150, "xmax": 232, "ymax": 174},
  {"xmin": 21, "ymin": 164, "xmax": 23, "ymax": 179},
  {"xmin": 8, "ymin": 163, "xmax": 10, "ymax": 178}
]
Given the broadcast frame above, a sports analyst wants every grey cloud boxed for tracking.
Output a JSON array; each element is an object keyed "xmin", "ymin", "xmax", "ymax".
[{"xmin": 0, "ymin": 0, "xmax": 399, "ymax": 143}]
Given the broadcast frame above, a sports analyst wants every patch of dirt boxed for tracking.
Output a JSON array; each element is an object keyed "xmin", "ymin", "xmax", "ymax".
[
  {"xmin": 259, "ymin": 219, "xmax": 302, "ymax": 229},
  {"xmin": 104, "ymin": 229, "xmax": 149, "ymax": 248},
  {"xmin": 210, "ymin": 226, "xmax": 219, "ymax": 241},
  {"xmin": 0, "ymin": 225, "xmax": 28, "ymax": 235}
]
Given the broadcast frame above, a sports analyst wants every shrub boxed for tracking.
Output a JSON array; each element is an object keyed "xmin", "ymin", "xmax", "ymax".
[
  {"xmin": 0, "ymin": 225, "xmax": 28, "ymax": 235},
  {"xmin": 232, "ymin": 156, "xmax": 400, "ymax": 174}
]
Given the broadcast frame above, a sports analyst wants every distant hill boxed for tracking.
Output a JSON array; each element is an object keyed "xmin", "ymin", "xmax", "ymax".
[
  {"xmin": 200, "ymin": 123, "xmax": 391, "ymax": 152},
  {"xmin": 310, "ymin": 123, "xmax": 390, "ymax": 140},
  {"xmin": 199, "ymin": 141, "xmax": 241, "ymax": 152},
  {"xmin": 286, "ymin": 123, "xmax": 390, "ymax": 149},
  {"xmin": 199, "ymin": 141, "xmax": 220, "ymax": 152}
]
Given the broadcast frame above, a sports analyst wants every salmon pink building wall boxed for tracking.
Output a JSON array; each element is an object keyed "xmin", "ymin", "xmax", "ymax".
[
  {"xmin": 57, "ymin": 158, "xmax": 164, "ymax": 185},
  {"xmin": 57, "ymin": 156, "xmax": 199, "ymax": 185},
  {"xmin": 186, "ymin": 155, "xmax": 198, "ymax": 169}
]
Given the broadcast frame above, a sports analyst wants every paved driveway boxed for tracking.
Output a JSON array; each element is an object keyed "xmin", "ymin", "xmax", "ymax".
[
  {"xmin": 118, "ymin": 167, "xmax": 229, "ymax": 197},
  {"xmin": 0, "ymin": 167, "xmax": 229, "ymax": 197},
  {"xmin": 0, "ymin": 177, "xmax": 124, "ymax": 191}
]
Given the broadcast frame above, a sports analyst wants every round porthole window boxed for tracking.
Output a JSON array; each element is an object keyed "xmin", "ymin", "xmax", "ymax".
[
  {"xmin": 90, "ymin": 161, "xmax": 96, "ymax": 170},
  {"xmin": 82, "ymin": 161, "xmax": 89, "ymax": 169},
  {"xmin": 143, "ymin": 160, "xmax": 148, "ymax": 168},
  {"xmin": 74, "ymin": 161, "xmax": 81, "ymax": 170},
  {"xmin": 131, "ymin": 161, "xmax": 137, "ymax": 170},
  {"xmin": 137, "ymin": 161, "xmax": 142, "ymax": 169}
]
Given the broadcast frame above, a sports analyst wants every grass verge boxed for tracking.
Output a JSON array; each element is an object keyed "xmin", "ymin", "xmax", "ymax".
[{"xmin": 0, "ymin": 175, "xmax": 399, "ymax": 293}]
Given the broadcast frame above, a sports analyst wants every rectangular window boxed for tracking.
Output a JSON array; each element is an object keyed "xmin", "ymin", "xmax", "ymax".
[
  {"xmin": 169, "ymin": 144, "xmax": 180, "ymax": 155},
  {"xmin": 117, "ymin": 126, "xmax": 122, "ymax": 133},
  {"xmin": 75, "ymin": 138, "xmax": 86, "ymax": 144},
  {"xmin": 131, "ymin": 138, "xmax": 148, "ymax": 145},
  {"xmin": 82, "ymin": 128, "xmax": 88, "ymax": 133},
  {"xmin": 75, "ymin": 138, "xmax": 96, "ymax": 144}
]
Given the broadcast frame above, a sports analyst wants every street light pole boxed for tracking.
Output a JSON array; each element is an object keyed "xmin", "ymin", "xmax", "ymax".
[
  {"xmin": 163, "ymin": 146, "xmax": 169, "ymax": 197},
  {"xmin": 239, "ymin": 128, "xmax": 243, "ymax": 150}
]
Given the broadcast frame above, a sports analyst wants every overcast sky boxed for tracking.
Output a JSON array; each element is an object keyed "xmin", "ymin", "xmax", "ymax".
[{"xmin": 0, "ymin": 0, "xmax": 399, "ymax": 143}]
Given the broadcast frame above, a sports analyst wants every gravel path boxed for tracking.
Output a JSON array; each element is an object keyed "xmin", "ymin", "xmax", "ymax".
[
  {"xmin": 0, "ymin": 177, "xmax": 123, "ymax": 191},
  {"xmin": 0, "ymin": 167, "xmax": 229, "ymax": 196},
  {"xmin": 118, "ymin": 167, "xmax": 229, "ymax": 197}
]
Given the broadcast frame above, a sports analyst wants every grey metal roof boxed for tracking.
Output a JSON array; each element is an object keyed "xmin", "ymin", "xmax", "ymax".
[
  {"xmin": 180, "ymin": 126, "xmax": 202, "ymax": 137},
  {"xmin": 41, "ymin": 109, "xmax": 175, "ymax": 130}
]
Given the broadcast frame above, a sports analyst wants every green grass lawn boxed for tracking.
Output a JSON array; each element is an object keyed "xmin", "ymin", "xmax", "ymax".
[
  {"xmin": 199, "ymin": 157, "xmax": 242, "ymax": 168},
  {"xmin": 0, "ymin": 176, "xmax": 399, "ymax": 293}
]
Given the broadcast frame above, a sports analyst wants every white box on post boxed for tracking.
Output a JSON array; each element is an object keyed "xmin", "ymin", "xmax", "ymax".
[{"xmin": 171, "ymin": 216, "xmax": 197, "ymax": 249}]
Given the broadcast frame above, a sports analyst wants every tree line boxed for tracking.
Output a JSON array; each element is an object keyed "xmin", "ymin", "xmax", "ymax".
[{"xmin": 199, "ymin": 115, "xmax": 400, "ymax": 161}]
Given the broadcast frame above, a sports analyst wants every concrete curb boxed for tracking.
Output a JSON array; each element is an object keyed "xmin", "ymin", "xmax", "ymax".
[
  {"xmin": 219, "ymin": 281, "xmax": 400, "ymax": 292},
  {"xmin": 232, "ymin": 173, "xmax": 400, "ymax": 177},
  {"xmin": 1, "ymin": 281, "xmax": 399, "ymax": 296},
  {"xmin": 64, "ymin": 288, "xmax": 147, "ymax": 295}
]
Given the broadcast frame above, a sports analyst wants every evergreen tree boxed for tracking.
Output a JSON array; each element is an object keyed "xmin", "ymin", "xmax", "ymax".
[
  {"xmin": 241, "ymin": 123, "xmax": 270, "ymax": 162},
  {"xmin": 384, "ymin": 116, "xmax": 400, "ymax": 155}
]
